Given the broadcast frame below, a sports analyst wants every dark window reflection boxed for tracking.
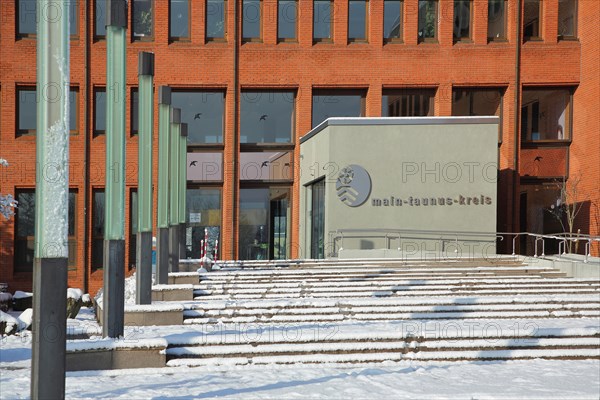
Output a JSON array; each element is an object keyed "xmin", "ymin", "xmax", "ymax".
[
  {"xmin": 172, "ymin": 91, "xmax": 225, "ymax": 144},
  {"xmin": 243, "ymin": 0, "xmax": 261, "ymax": 40},
  {"xmin": 94, "ymin": 88, "xmax": 106, "ymax": 135},
  {"xmin": 96, "ymin": 0, "xmax": 106, "ymax": 37},
  {"xmin": 384, "ymin": 0, "xmax": 402, "ymax": 40},
  {"xmin": 453, "ymin": 0, "xmax": 471, "ymax": 41},
  {"xmin": 523, "ymin": 0, "xmax": 541, "ymax": 39},
  {"xmin": 313, "ymin": 0, "xmax": 331, "ymax": 40},
  {"xmin": 487, "ymin": 0, "xmax": 506, "ymax": 40},
  {"xmin": 418, "ymin": 0, "xmax": 438, "ymax": 41},
  {"xmin": 133, "ymin": 0, "xmax": 154, "ymax": 39},
  {"xmin": 241, "ymin": 91, "xmax": 295, "ymax": 143},
  {"xmin": 382, "ymin": 89, "xmax": 435, "ymax": 117},
  {"xmin": 278, "ymin": 0, "xmax": 297, "ymax": 40},
  {"xmin": 207, "ymin": 0, "xmax": 226, "ymax": 39},
  {"xmin": 18, "ymin": 88, "xmax": 77, "ymax": 135},
  {"xmin": 348, "ymin": 0, "xmax": 367, "ymax": 41},
  {"xmin": 312, "ymin": 90, "xmax": 364, "ymax": 128},
  {"xmin": 170, "ymin": 0, "xmax": 190, "ymax": 39},
  {"xmin": 18, "ymin": 0, "xmax": 78, "ymax": 36},
  {"xmin": 131, "ymin": 89, "xmax": 139, "ymax": 136},
  {"xmin": 92, "ymin": 190, "xmax": 105, "ymax": 270}
]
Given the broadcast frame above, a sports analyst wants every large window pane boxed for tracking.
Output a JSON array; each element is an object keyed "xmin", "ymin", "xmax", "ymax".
[
  {"xmin": 187, "ymin": 152, "xmax": 223, "ymax": 181},
  {"xmin": 241, "ymin": 91, "xmax": 295, "ymax": 143},
  {"xmin": 313, "ymin": 0, "xmax": 332, "ymax": 41},
  {"xmin": 132, "ymin": 0, "xmax": 154, "ymax": 40},
  {"xmin": 239, "ymin": 187, "xmax": 290, "ymax": 260},
  {"xmin": 172, "ymin": 91, "xmax": 225, "ymax": 144},
  {"xmin": 206, "ymin": 0, "xmax": 226, "ymax": 40},
  {"xmin": 95, "ymin": 0, "xmax": 107, "ymax": 37},
  {"xmin": 312, "ymin": 90, "xmax": 365, "ymax": 128},
  {"xmin": 129, "ymin": 189, "xmax": 137, "ymax": 270},
  {"xmin": 453, "ymin": 88, "xmax": 503, "ymax": 140},
  {"xmin": 310, "ymin": 179, "xmax": 325, "ymax": 259},
  {"xmin": 94, "ymin": 88, "xmax": 106, "ymax": 136},
  {"xmin": 418, "ymin": 0, "xmax": 438, "ymax": 41},
  {"xmin": 382, "ymin": 89, "xmax": 435, "ymax": 117},
  {"xmin": 521, "ymin": 89, "xmax": 571, "ymax": 141},
  {"xmin": 558, "ymin": 0, "xmax": 576, "ymax": 38},
  {"xmin": 243, "ymin": 0, "xmax": 261, "ymax": 40},
  {"xmin": 131, "ymin": 88, "xmax": 139, "ymax": 136},
  {"xmin": 186, "ymin": 189, "xmax": 222, "ymax": 259},
  {"xmin": 278, "ymin": 0, "xmax": 297, "ymax": 40},
  {"xmin": 348, "ymin": 0, "xmax": 367, "ymax": 41},
  {"xmin": 384, "ymin": 0, "xmax": 402, "ymax": 41},
  {"xmin": 170, "ymin": 0, "xmax": 190, "ymax": 39},
  {"xmin": 18, "ymin": 0, "xmax": 78, "ymax": 37},
  {"xmin": 92, "ymin": 190, "xmax": 105, "ymax": 270},
  {"xmin": 523, "ymin": 0, "xmax": 542, "ymax": 40},
  {"xmin": 240, "ymin": 152, "xmax": 293, "ymax": 181},
  {"xmin": 488, "ymin": 0, "xmax": 506, "ymax": 40},
  {"xmin": 453, "ymin": 0, "xmax": 471, "ymax": 42},
  {"xmin": 18, "ymin": 87, "xmax": 77, "ymax": 135}
]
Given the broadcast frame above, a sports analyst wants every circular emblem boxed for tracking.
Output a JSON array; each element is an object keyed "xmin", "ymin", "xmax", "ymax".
[{"xmin": 336, "ymin": 164, "xmax": 372, "ymax": 207}]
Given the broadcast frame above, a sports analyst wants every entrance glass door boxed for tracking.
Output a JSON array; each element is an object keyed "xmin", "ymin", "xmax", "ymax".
[
  {"xmin": 310, "ymin": 179, "xmax": 325, "ymax": 259},
  {"xmin": 239, "ymin": 187, "xmax": 290, "ymax": 260}
]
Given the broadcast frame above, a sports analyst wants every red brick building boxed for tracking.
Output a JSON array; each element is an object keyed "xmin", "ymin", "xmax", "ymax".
[{"xmin": 1, "ymin": 0, "xmax": 598, "ymax": 295}]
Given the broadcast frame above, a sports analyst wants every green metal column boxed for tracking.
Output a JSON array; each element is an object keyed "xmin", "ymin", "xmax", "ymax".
[
  {"xmin": 136, "ymin": 52, "xmax": 154, "ymax": 304},
  {"xmin": 32, "ymin": 1, "xmax": 70, "ymax": 398},
  {"xmin": 156, "ymin": 87, "xmax": 171, "ymax": 284},
  {"xmin": 179, "ymin": 124, "xmax": 188, "ymax": 259},
  {"xmin": 169, "ymin": 109, "xmax": 181, "ymax": 273},
  {"xmin": 103, "ymin": 0, "xmax": 127, "ymax": 338}
]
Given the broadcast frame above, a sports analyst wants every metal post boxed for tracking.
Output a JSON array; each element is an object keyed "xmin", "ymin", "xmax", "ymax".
[
  {"xmin": 31, "ymin": 1, "xmax": 70, "ymax": 397},
  {"xmin": 169, "ymin": 109, "xmax": 182, "ymax": 273},
  {"xmin": 156, "ymin": 86, "xmax": 171, "ymax": 284},
  {"xmin": 136, "ymin": 52, "xmax": 154, "ymax": 304},
  {"xmin": 179, "ymin": 124, "xmax": 188, "ymax": 260},
  {"xmin": 103, "ymin": 0, "xmax": 127, "ymax": 338}
]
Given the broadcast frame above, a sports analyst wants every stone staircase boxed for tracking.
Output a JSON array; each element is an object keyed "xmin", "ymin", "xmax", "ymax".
[{"xmin": 164, "ymin": 258, "xmax": 600, "ymax": 366}]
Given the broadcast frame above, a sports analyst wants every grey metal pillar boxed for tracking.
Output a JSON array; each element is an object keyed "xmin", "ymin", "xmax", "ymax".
[
  {"xmin": 169, "ymin": 109, "xmax": 181, "ymax": 273},
  {"xmin": 135, "ymin": 52, "xmax": 154, "ymax": 304},
  {"xmin": 157, "ymin": 87, "xmax": 172, "ymax": 284},
  {"xmin": 103, "ymin": 0, "xmax": 127, "ymax": 338},
  {"xmin": 31, "ymin": 1, "xmax": 70, "ymax": 396}
]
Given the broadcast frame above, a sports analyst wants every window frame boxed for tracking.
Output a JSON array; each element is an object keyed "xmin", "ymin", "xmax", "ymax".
[
  {"xmin": 169, "ymin": 0, "xmax": 192, "ymax": 42},
  {"xmin": 348, "ymin": 0, "xmax": 369, "ymax": 43},
  {"xmin": 523, "ymin": 0, "xmax": 543, "ymax": 42},
  {"xmin": 16, "ymin": 86, "xmax": 79, "ymax": 136},
  {"xmin": 418, "ymin": 0, "xmax": 439, "ymax": 43},
  {"xmin": 91, "ymin": 188, "xmax": 105, "ymax": 271},
  {"xmin": 557, "ymin": 0, "xmax": 577, "ymax": 40},
  {"xmin": 311, "ymin": 89, "xmax": 367, "ymax": 128},
  {"xmin": 453, "ymin": 0, "xmax": 473, "ymax": 43},
  {"xmin": 93, "ymin": 87, "xmax": 107, "ymax": 137},
  {"xmin": 132, "ymin": 0, "xmax": 155, "ymax": 42},
  {"xmin": 240, "ymin": 90, "xmax": 297, "ymax": 146},
  {"xmin": 313, "ymin": 0, "xmax": 333, "ymax": 44},
  {"xmin": 94, "ymin": 0, "xmax": 107, "ymax": 40},
  {"xmin": 130, "ymin": 87, "xmax": 139, "ymax": 137},
  {"xmin": 487, "ymin": 0, "xmax": 508, "ymax": 42},
  {"xmin": 381, "ymin": 88, "xmax": 436, "ymax": 117},
  {"xmin": 520, "ymin": 87, "xmax": 574, "ymax": 144},
  {"xmin": 14, "ymin": 189, "xmax": 35, "ymax": 273},
  {"xmin": 277, "ymin": 0, "xmax": 298, "ymax": 43},
  {"xmin": 16, "ymin": 0, "xmax": 79, "ymax": 39},
  {"xmin": 206, "ymin": 0, "xmax": 228, "ymax": 42},
  {"xmin": 383, "ymin": 0, "xmax": 403, "ymax": 44},
  {"xmin": 451, "ymin": 87, "xmax": 505, "ymax": 143},
  {"xmin": 128, "ymin": 188, "xmax": 138, "ymax": 270},
  {"xmin": 242, "ymin": 0, "xmax": 263, "ymax": 43}
]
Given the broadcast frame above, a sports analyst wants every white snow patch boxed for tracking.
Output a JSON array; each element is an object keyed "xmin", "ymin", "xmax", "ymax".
[
  {"xmin": 13, "ymin": 291, "xmax": 32, "ymax": 299},
  {"xmin": 67, "ymin": 288, "xmax": 83, "ymax": 300}
]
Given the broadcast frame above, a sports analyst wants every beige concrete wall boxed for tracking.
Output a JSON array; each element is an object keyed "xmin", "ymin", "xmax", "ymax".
[{"xmin": 300, "ymin": 118, "xmax": 499, "ymax": 258}]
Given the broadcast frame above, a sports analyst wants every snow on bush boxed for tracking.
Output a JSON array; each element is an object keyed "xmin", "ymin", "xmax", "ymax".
[
  {"xmin": 0, "ymin": 310, "xmax": 18, "ymax": 335},
  {"xmin": 95, "ymin": 273, "xmax": 139, "ymax": 308},
  {"xmin": 0, "ymin": 158, "xmax": 18, "ymax": 220},
  {"xmin": 67, "ymin": 288, "xmax": 83, "ymax": 300}
]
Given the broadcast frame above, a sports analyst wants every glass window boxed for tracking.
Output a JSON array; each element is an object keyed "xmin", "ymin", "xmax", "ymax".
[
  {"xmin": 94, "ymin": 88, "xmax": 106, "ymax": 136},
  {"xmin": 313, "ymin": 0, "xmax": 332, "ymax": 41},
  {"xmin": 132, "ymin": 0, "xmax": 154, "ymax": 40},
  {"xmin": 129, "ymin": 189, "xmax": 138, "ymax": 270},
  {"xmin": 17, "ymin": 0, "xmax": 78, "ymax": 37},
  {"xmin": 240, "ymin": 152, "xmax": 293, "ymax": 181},
  {"xmin": 186, "ymin": 188, "xmax": 222, "ymax": 259},
  {"xmin": 418, "ymin": 0, "xmax": 438, "ymax": 42},
  {"xmin": 17, "ymin": 87, "xmax": 77, "ymax": 136},
  {"xmin": 523, "ymin": 0, "xmax": 542, "ymax": 41},
  {"xmin": 187, "ymin": 152, "xmax": 224, "ymax": 181},
  {"xmin": 278, "ymin": 0, "xmax": 297, "ymax": 41},
  {"xmin": 310, "ymin": 178, "xmax": 326, "ymax": 259},
  {"xmin": 521, "ymin": 88, "xmax": 572, "ymax": 142},
  {"xmin": 14, "ymin": 190, "xmax": 77, "ymax": 272},
  {"xmin": 206, "ymin": 0, "xmax": 227, "ymax": 40},
  {"xmin": 558, "ymin": 0, "xmax": 576, "ymax": 39},
  {"xmin": 239, "ymin": 187, "xmax": 290, "ymax": 260},
  {"xmin": 384, "ymin": 0, "xmax": 402, "ymax": 42},
  {"xmin": 171, "ymin": 91, "xmax": 225, "ymax": 144},
  {"xmin": 488, "ymin": 0, "xmax": 506, "ymax": 41},
  {"xmin": 95, "ymin": 0, "xmax": 107, "ymax": 38},
  {"xmin": 382, "ymin": 89, "xmax": 435, "ymax": 117},
  {"xmin": 243, "ymin": 0, "xmax": 261, "ymax": 41},
  {"xmin": 452, "ymin": 88, "xmax": 503, "ymax": 140},
  {"xmin": 312, "ymin": 90, "xmax": 365, "ymax": 128},
  {"xmin": 92, "ymin": 189, "xmax": 105, "ymax": 271},
  {"xmin": 241, "ymin": 91, "xmax": 295, "ymax": 143},
  {"xmin": 170, "ymin": 0, "xmax": 190, "ymax": 40},
  {"xmin": 131, "ymin": 88, "xmax": 139, "ymax": 136},
  {"xmin": 348, "ymin": 0, "xmax": 368, "ymax": 42},
  {"xmin": 453, "ymin": 0, "xmax": 471, "ymax": 42}
]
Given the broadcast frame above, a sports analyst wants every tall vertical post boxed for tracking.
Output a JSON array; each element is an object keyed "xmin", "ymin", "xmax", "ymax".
[
  {"xmin": 169, "ymin": 109, "xmax": 182, "ymax": 273},
  {"xmin": 103, "ymin": 0, "xmax": 127, "ymax": 338},
  {"xmin": 32, "ymin": 1, "xmax": 70, "ymax": 398},
  {"xmin": 179, "ymin": 124, "xmax": 188, "ymax": 260},
  {"xmin": 136, "ymin": 52, "xmax": 154, "ymax": 304},
  {"xmin": 156, "ymin": 87, "xmax": 171, "ymax": 284}
]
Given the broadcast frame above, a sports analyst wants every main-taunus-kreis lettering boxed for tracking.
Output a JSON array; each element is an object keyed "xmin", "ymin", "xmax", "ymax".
[{"xmin": 371, "ymin": 195, "xmax": 493, "ymax": 207}]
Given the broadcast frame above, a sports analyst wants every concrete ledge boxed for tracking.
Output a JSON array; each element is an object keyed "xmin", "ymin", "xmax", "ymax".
[
  {"xmin": 152, "ymin": 284, "xmax": 194, "ymax": 301},
  {"xmin": 168, "ymin": 273, "xmax": 200, "ymax": 285},
  {"xmin": 66, "ymin": 340, "xmax": 166, "ymax": 371},
  {"xmin": 525, "ymin": 255, "xmax": 600, "ymax": 280},
  {"xmin": 96, "ymin": 303, "xmax": 184, "ymax": 326}
]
